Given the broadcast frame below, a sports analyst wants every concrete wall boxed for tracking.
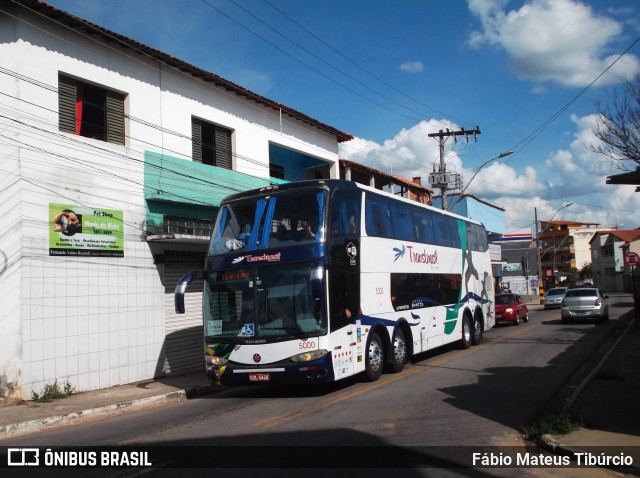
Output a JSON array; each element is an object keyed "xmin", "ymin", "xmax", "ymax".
[{"xmin": 0, "ymin": 7, "xmax": 342, "ymax": 400}]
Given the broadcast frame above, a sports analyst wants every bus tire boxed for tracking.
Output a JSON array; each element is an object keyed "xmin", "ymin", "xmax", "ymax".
[
  {"xmin": 387, "ymin": 328, "xmax": 408, "ymax": 374},
  {"xmin": 365, "ymin": 331, "xmax": 384, "ymax": 381},
  {"xmin": 471, "ymin": 314, "xmax": 483, "ymax": 346},
  {"xmin": 460, "ymin": 315, "xmax": 472, "ymax": 349}
]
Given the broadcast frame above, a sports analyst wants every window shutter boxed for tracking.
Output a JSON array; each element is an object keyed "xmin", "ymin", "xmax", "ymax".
[
  {"xmin": 215, "ymin": 127, "xmax": 232, "ymax": 169},
  {"xmin": 192, "ymin": 118, "xmax": 202, "ymax": 163},
  {"xmin": 58, "ymin": 75, "xmax": 76, "ymax": 134},
  {"xmin": 106, "ymin": 91, "xmax": 125, "ymax": 145}
]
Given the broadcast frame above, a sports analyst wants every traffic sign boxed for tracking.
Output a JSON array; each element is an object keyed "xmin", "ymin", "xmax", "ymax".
[{"xmin": 624, "ymin": 251, "xmax": 640, "ymax": 267}]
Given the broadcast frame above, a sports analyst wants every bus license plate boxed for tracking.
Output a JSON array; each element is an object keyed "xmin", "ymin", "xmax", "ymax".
[{"xmin": 249, "ymin": 373, "xmax": 270, "ymax": 382}]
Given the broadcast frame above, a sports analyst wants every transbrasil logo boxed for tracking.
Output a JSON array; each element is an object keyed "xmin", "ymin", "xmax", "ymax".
[
  {"xmin": 393, "ymin": 245, "xmax": 405, "ymax": 262},
  {"xmin": 231, "ymin": 252, "xmax": 281, "ymax": 265},
  {"xmin": 393, "ymin": 245, "xmax": 438, "ymax": 264}
]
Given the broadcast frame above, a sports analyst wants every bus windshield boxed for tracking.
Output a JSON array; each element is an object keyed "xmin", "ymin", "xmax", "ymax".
[
  {"xmin": 208, "ymin": 189, "xmax": 326, "ymax": 255},
  {"xmin": 203, "ymin": 263, "xmax": 326, "ymax": 339}
]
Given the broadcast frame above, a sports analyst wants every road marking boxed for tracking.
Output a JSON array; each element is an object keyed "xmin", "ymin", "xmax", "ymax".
[{"xmin": 254, "ymin": 323, "xmax": 540, "ymax": 429}]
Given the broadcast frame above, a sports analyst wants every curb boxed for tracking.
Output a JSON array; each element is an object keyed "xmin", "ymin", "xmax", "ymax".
[
  {"xmin": 542, "ymin": 310, "xmax": 633, "ymax": 416},
  {"xmin": 533, "ymin": 311, "xmax": 639, "ymax": 474},
  {"xmin": 0, "ymin": 385, "xmax": 217, "ymax": 438}
]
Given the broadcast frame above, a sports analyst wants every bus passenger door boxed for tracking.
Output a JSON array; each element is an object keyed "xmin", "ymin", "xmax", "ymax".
[
  {"xmin": 327, "ymin": 186, "xmax": 362, "ymax": 380},
  {"xmin": 328, "ymin": 266, "xmax": 360, "ymax": 380}
]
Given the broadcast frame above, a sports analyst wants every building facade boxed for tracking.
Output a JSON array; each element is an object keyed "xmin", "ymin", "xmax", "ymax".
[
  {"xmin": 537, "ymin": 220, "xmax": 600, "ymax": 289},
  {"xmin": 492, "ymin": 234, "xmax": 539, "ymax": 299},
  {"xmin": 590, "ymin": 230, "xmax": 640, "ymax": 292},
  {"xmin": 0, "ymin": 1, "xmax": 352, "ymax": 400}
]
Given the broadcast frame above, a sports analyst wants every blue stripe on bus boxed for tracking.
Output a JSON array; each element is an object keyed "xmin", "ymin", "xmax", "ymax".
[
  {"xmin": 459, "ymin": 291, "xmax": 491, "ymax": 305},
  {"xmin": 358, "ymin": 314, "xmax": 421, "ymax": 328}
]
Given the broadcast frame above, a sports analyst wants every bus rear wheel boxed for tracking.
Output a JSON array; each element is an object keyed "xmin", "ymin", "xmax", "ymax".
[
  {"xmin": 387, "ymin": 328, "xmax": 408, "ymax": 373},
  {"xmin": 365, "ymin": 331, "xmax": 384, "ymax": 381},
  {"xmin": 471, "ymin": 314, "xmax": 483, "ymax": 345},
  {"xmin": 460, "ymin": 315, "xmax": 472, "ymax": 349}
]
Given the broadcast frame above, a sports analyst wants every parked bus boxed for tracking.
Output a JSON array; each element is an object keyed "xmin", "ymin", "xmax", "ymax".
[{"xmin": 175, "ymin": 179, "xmax": 495, "ymax": 386}]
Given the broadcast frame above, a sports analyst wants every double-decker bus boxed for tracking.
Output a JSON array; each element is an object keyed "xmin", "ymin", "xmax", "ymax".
[{"xmin": 175, "ymin": 179, "xmax": 495, "ymax": 386}]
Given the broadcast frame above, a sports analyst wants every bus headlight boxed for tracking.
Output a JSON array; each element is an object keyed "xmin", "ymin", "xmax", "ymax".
[
  {"xmin": 290, "ymin": 349, "xmax": 328, "ymax": 363},
  {"xmin": 205, "ymin": 355, "xmax": 228, "ymax": 366}
]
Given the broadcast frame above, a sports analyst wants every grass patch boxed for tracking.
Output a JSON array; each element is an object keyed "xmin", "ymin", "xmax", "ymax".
[
  {"xmin": 524, "ymin": 410, "xmax": 584, "ymax": 439},
  {"xmin": 31, "ymin": 380, "xmax": 75, "ymax": 403}
]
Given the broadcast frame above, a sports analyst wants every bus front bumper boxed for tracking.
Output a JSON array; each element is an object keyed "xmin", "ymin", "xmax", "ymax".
[{"xmin": 208, "ymin": 354, "xmax": 334, "ymax": 386}]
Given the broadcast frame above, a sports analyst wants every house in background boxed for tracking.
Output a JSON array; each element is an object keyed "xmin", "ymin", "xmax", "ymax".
[
  {"xmin": 537, "ymin": 220, "xmax": 600, "ymax": 289},
  {"xmin": 339, "ymin": 159, "xmax": 432, "ymax": 205},
  {"xmin": 0, "ymin": 0, "xmax": 351, "ymax": 401},
  {"xmin": 590, "ymin": 230, "xmax": 640, "ymax": 292}
]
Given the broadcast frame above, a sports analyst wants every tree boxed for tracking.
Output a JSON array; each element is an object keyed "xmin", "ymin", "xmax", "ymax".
[
  {"xmin": 579, "ymin": 263, "xmax": 593, "ymax": 280},
  {"xmin": 590, "ymin": 74, "xmax": 640, "ymax": 170}
]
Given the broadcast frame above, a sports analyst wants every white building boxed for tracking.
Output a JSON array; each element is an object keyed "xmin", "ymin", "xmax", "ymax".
[
  {"xmin": 0, "ymin": 0, "xmax": 352, "ymax": 401},
  {"xmin": 572, "ymin": 226, "xmax": 611, "ymax": 271}
]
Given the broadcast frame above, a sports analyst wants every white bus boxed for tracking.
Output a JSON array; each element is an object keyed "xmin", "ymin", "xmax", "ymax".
[{"xmin": 175, "ymin": 179, "xmax": 495, "ymax": 385}]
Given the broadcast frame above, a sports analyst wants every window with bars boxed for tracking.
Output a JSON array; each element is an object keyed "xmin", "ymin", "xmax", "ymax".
[
  {"xmin": 164, "ymin": 250, "xmax": 207, "ymax": 262},
  {"xmin": 192, "ymin": 117, "xmax": 233, "ymax": 169},
  {"xmin": 58, "ymin": 74, "xmax": 125, "ymax": 145},
  {"xmin": 165, "ymin": 216, "xmax": 215, "ymax": 236}
]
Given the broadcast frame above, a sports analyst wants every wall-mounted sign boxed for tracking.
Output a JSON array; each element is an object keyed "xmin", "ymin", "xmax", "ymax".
[
  {"xmin": 502, "ymin": 263, "xmax": 522, "ymax": 272},
  {"xmin": 49, "ymin": 203, "xmax": 124, "ymax": 257}
]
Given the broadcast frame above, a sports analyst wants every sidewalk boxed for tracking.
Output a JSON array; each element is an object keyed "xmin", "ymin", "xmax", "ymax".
[
  {"xmin": 0, "ymin": 370, "xmax": 218, "ymax": 437},
  {"xmin": 1, "ymin": 304, "xmax": 639, "ymax": 474},
  {"xmin": 537, "ymin": 308, "xmax": 640, "ymax": 472}
]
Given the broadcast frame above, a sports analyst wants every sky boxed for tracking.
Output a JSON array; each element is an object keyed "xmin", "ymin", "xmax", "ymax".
[{"xmin": 44, "ymin": 0, "xmax": 640, "ymax": 235}]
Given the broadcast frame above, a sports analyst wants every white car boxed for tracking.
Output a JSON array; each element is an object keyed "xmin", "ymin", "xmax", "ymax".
[{"xmin": 543, "ymin": 287, "xmax": 568, "ymax": 309}]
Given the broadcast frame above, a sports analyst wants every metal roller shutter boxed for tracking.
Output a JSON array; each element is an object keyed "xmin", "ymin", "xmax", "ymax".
[{"xmin": 163, "ymin": 264, "xmax": 204, "ymax": 375}]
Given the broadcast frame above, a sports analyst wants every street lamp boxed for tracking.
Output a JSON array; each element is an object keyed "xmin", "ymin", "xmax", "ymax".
[
  {"xmin": 448, "ymin": 151, "xmax": 513, "ymax": 211},
  {"xmin": 535, "ymin": 202, "xmax": 574, "ymax": 302}
]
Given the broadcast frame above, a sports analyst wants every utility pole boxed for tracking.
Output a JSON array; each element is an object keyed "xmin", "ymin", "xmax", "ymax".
[
  {"xmin": 428, "ymin": 127, "xmax": 481, "ymax": 210},
  {"xmin": 535, "ymin": 207, "xmax": 544, "ymax": 304}
]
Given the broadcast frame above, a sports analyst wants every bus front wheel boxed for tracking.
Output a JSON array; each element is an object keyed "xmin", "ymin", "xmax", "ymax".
[{"xmin": 365, "ymin": 331, "xmax": 384, "ymax": 381}]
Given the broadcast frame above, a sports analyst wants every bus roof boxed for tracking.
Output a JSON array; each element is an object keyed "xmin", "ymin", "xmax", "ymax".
[
  {"xmin": 220, "ymin": 179, "xmax": 483, "ymax": 226},
  {"xmin": 220, "ymin": 179, "xmax": 355, "ymax": 203}
]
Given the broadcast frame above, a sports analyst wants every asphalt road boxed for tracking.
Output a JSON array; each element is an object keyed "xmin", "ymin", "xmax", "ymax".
[{"xmin": 1, "ymin": 299, "xmax": 631, "ymax": 477}]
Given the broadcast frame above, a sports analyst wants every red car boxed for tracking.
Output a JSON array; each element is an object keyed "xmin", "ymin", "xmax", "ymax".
[{"xmin": 495, "ymin": 293, "xmax": 529, "ymax": 325}]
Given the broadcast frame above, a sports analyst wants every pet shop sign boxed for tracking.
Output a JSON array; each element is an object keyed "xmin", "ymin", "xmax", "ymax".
[{"xmin": 49, "ymin": 204, "xmax": 124, "ymax": 257}]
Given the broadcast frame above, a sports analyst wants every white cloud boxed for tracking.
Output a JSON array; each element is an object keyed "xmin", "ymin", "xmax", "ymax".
[
  {"xmin": 339, "ymin": 120, "xmax": 545, "ymax": 222},
  {"xmin": 522, "ymin": 113, "xmax": 640, "ymax": 230},
  {"xmin": 542, "ymin": 114, "xmax": 613, "ymax": 196},
  {"xmin": 340, "ymin": 112, "xmax": 640, "ymax": 233},
  {"xmin": 467, "ymin": 0, "xmax": 640, "ymax": 87},
  {"xmin": 463, "ymin": 162, "xmax": 545, "ymax": 198},
  {"xmin": 399, "ymin": 61, "xmax": 425, "ymax": 73},
  {"xmin": 340, "ymin": 119, "xmax": 459, "ymax": 180}
]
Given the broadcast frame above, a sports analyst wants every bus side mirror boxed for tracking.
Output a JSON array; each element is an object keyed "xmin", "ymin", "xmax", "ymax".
[{"xmin": 175, "ymin": 270, "xmax": 197, "ymax": 314}]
